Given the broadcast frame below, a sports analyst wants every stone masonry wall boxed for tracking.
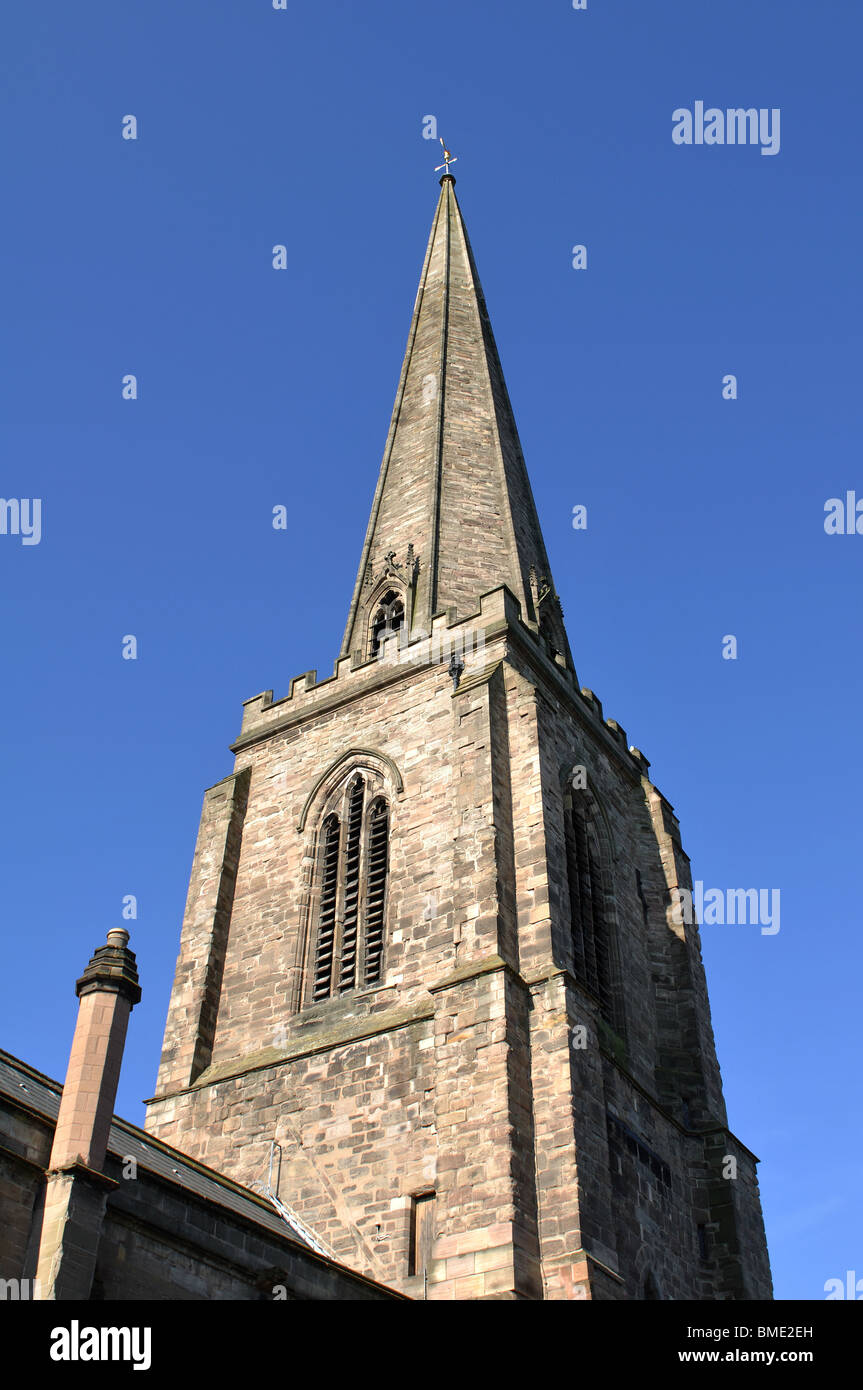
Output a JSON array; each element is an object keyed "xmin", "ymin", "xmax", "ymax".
[
  {"xmin": 147, "ymin": 597, "xmax": 771, "ymax": 1299},
  {"xmin": 0, "ymin": 1084, "xmax": 400, "ymax": 1302}
]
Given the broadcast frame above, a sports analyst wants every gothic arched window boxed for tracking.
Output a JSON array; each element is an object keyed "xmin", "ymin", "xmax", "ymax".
[
  {"xmin": 369, "ymin": 590, "xmax": 404, "ymax": 657},
  {"xmin": 565, "ymin": 796, "xmax": 624, "ymax": 1037},
  {"xmin": 310, "ymin": 776, "xmax": 391, "ymax": 1002}
]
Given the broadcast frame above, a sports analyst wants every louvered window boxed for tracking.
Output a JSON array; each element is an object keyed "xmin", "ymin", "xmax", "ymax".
[
  {"xmin": 364, "ymin": 800, "xmax": 389, "ymax": 985},
  {"xmin": 338, "ymin": 778, "xmax": 364, "ymax": 993},
  {"xmin": 310, "ymin": 777, "xmax": 391, "ymax": 1002},
  {"xmin": 312, "ymin": 814, "xmax": 341, "ymax": 1001},
  {"xmin": 566, "ymin": 800, "xmax": 623, "ymax": 1035}
]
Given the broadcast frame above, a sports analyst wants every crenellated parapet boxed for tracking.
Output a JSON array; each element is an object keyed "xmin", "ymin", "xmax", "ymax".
[{"xmin": 235, "ymin": 586, "xmax": 656, "ymax": 791}]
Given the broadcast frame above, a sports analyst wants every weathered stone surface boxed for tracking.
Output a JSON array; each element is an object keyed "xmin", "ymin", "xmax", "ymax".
[
  {"xmin": 0, "ymin": 1051, "xmax": 403, "ymax": 1301},
  {"xmin": 145, "ymin": 178, "xmax": 772, "ymax": 1301}
]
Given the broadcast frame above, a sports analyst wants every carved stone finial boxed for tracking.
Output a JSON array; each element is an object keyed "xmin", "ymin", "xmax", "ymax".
[
  {"xmin": 405, "ymin": 544, "xmax": 419, "ymax": 586},
  {"xmin": 383, "ymin": 550, "xmax": 402, "ymax": 579}
]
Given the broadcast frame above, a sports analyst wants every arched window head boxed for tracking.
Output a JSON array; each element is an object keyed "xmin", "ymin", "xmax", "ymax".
[
  {"xmin": 565, "ymin": 793, "xmax": 625, "ymax": 1038},
  {"xmin": 310, "ymin": 775, "xmax": 391, "ymax": 1003},
  {"xmin": 370, "ymin": 590, "xmax": 405, "ymax": 657}
]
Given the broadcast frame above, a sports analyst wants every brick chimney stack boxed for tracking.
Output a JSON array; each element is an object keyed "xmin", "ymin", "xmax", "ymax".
[{"xmin": 35, "ymin": 929, "xmax": 141, "ymax": 1300}]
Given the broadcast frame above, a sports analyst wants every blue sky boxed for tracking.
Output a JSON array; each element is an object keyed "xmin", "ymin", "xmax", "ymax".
[{"xmin": 1, "ymin": 1, "xmax": 860, "ymax": 1301}]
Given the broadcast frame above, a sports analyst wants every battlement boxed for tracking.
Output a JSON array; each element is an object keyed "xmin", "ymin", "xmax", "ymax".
[
  {"xmin": 581, "ymin": 698, "xmax": 651, "ymax": 774},
  {"xmin": 233, "ymin": 585, "xmax": 652, "ymax": 780},
  {"xmin": 235, "ymin": 587, "xmax": 520, "ymax": 746}
]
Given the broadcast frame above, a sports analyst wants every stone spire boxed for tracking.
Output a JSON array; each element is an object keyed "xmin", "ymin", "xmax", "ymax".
[{"xmin": 340, "ymin": 174, "xmax": 573, "ymax": 668}]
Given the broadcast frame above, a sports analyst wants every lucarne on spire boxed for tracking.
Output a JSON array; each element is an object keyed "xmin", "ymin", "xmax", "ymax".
[{"xmin": 340, "ymin": 173, "xmax": 573, "ymax": 670}]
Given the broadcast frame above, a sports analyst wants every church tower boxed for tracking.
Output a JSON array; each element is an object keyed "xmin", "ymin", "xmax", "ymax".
[{"xmin": 145, "ymin": 173, "xmax": 772, "ymax": 1300}]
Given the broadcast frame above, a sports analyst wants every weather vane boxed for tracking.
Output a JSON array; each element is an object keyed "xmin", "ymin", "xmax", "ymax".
[{"xmin": 434, "ymin": 138, "xmax": 458, "ymax": 177}]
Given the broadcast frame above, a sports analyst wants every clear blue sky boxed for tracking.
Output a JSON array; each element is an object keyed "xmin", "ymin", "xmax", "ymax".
[{"xmin": 1, "ymin": 1, "xmax": 859, "ymax": 1302}]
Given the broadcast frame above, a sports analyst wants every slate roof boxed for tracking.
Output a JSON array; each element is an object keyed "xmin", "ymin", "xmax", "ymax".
[{"xmin": 0, "ymin": 1046, "xmax": 397, "ymax": 1289}]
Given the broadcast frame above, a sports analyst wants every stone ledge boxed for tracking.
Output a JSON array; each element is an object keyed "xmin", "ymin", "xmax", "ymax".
[
  {"xmin": 45, "ymin": 1160, "xmax": 118, "ymax": 1193},
  {"xmin": 451, "ymin": 661, "xmax": 504, "ymax": 697},
  {"xmin": 427, "ymin": 953, "xmax": 513, "ymax": 994},
  {"xmin": 569, "ymin": 1246, "xmax": 625, "ymax": 1284},
  {"xmin": 152, "ymin": 999, "xmax": 436, "ymax": 1096}
]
